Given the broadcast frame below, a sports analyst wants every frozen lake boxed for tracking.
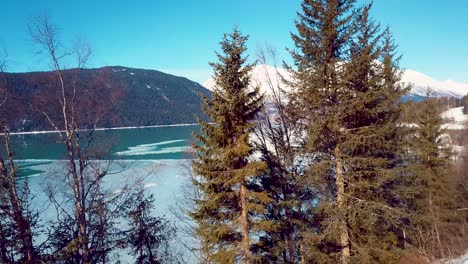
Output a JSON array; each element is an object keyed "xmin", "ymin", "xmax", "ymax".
[{"xmin": 8, "ymin": 125, "xmax": 200, "ymax": 262}]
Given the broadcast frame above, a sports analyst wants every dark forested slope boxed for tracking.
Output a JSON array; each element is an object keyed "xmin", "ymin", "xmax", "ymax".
[{"xmin": 1, "ymin": 66, "xmax": 210, "ymax": 132}]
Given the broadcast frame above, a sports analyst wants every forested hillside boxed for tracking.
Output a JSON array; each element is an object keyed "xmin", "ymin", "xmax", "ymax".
[{"xmin": 1, "ymin": 66, "xmax": 210, "ymax": 132}]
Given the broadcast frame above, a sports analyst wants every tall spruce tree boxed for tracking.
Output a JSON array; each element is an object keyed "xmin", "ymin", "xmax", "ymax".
[
  {"xmin": 191, "ymin": 28, "xmax": 268, "ymax": 263},
  {"xmin": 338, "ymin": 8, "xmax": 409, "ymax": 263},
  {"xmin": 288, "ymin": 0, "xmax": 357, "ymax": 262},
  {"xmin": 289, "ymin": 1, "xmax": 408, "ymax": 263},
  {"xmin": 405, "ymin": 96, "xmax": 465, "ymax": 259}
]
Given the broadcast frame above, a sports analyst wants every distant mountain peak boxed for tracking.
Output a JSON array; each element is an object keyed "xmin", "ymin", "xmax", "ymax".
[
  {"xmin": 401, "ymin": 70, "xmax": 468, "ymax": 97},
  {"xmin": 203, "ymin": 64, "xmax": 291, "ymax": 101}
]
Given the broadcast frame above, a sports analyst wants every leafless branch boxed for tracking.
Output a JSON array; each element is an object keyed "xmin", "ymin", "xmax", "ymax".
[{"xmin": 0, "ymin": 49, "xmax": 9, "ymax": 108}]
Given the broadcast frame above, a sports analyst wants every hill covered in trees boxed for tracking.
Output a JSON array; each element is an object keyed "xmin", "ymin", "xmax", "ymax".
[{"xmin": 1, "ymin": 66, "xmax": 210, "ymax": 132}]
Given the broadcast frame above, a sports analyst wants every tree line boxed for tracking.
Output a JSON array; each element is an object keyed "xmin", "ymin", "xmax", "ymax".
[{"xmin": 0, "ymin": 0, "xmax": 466, "ymax": 263}]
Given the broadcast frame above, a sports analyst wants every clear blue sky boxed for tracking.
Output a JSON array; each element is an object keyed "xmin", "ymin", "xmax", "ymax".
[{"xmin": 1, "ymin": 0, "xmax": 467, "ymax": 84}]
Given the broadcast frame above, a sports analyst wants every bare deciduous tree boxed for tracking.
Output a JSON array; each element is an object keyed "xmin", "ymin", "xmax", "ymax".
[
  {"xmin": 28, "ymin": 15, "xmax": 138, "ymax": 263},
  {"xmin": 252, "ymin": 46, "xmax": 312, "ymax": 263},
  {"xmin": 0, "ymin": 48, "xmax": 37, "ymax": 262}
]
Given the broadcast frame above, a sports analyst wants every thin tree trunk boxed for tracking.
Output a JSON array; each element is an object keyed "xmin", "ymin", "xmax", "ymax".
[
  {"xmin": 240, "ymin": 180, "xmax": 251, "ymax": 264},
  {"xmin": 0, "ymin": 216, "xmax": 10, "ymax": 263},
  {"xmin": 335, "ymin": 146, "xmax": 350, "ymax": 264},
  {"xmin": 146, "ymin": 234, "xmax": 155, "ymax": 263},
  {"xmin": 66, "ymin": 137, "xmax": 88, "ymax": 263},
  {"xmin": 285, "ymin": 207, "xmax": 295, "ymax": 263},
  {"xmin": 96, "ymin": 174, "xmax": 106, "ymax": 264},
  {"xmin": 2, "ymin": 132, "xmax": 34, "ymax": 261},
  {"xmin": 429, "ymin": 196, "xmax": 443, "ymax": 258},
  {"xmin": 299, "ymin": 239, "xmax": 305, "ymax": 264},
  {"xmin": 202, "ymin": 239, "xmax": 212, "ymax": 264},
  {"xmin": 138, "ymin": 217, "xmax": 144, "ymax": 264}
]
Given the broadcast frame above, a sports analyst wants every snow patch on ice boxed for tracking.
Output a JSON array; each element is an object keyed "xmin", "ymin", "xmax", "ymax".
[
  {"xmin": 115, "ymin": 139, "xmax": 189, "ymax": 156},
  {"xmin": 144, "ymin": 182, "xmax": 158, "ymax": 189},
  {"xmin": 116, "ymin": 146, "xmax": 189, "ymax": 156}
]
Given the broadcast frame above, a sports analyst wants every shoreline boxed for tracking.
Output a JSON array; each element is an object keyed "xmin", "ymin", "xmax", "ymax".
[{"xmin": 8, "ymin": 123, "xmax": 199, "ymax": 135}]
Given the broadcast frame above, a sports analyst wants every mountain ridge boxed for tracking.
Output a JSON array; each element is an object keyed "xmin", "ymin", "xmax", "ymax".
[{"xmin": 1, "ymin": 66, "xmax": 210, "ymax": 132}]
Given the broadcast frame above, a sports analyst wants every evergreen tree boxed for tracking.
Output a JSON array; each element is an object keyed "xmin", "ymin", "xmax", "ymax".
[
  {"xmin": 405, "ymin": 96, "xmax": 465, "ymax": 259},
  {"xmin": 289, "ymin": 1, "xmax": 408, "ymax": 262},
  {"xmin": 126, "ymin": 190, "xmax": 172, "ymax": 264},
  {"xmin": 191, "ymin": 28, "xmax": 268, "ymax": 263},
  {"xmin": 338, "ymin": 11, "xmax": 409, "ymax": 263},
  {"xmin": 288, "ymin": 0, "xmax": 358, "ymax": 262}
]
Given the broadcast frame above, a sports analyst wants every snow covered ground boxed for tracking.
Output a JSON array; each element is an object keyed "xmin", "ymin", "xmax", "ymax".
[
  {"xmin": 446, "ymin": 252, "xmax": 468, "ymax": 264},
  {"xmin": 442, "ymin": 107, "xmax": 468, "ymax": 130}
]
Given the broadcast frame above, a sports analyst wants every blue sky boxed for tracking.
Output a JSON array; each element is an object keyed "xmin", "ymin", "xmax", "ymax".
[{"xmin": 1, "ymin": 0, "xmax": 467, "ymax": 84}]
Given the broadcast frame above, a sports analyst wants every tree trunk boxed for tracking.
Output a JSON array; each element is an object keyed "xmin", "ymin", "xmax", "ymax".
[
  {"xmin": 96, "ymin": 174, "xmax": 106, "ymax": 264},
  {"xmin": 285, "ymin": 207, "xmax": 295, "ymax": 263},
  {"xmin": 202, "ymin": 240, "xmax": 212, "ymax": 264},
  {"xmin": 335, "ymin": 146, "xmax": 350, "ymax": 264},
  {"xmin": 66, "ymin": 136, "xmax": 88, "ymax": 263},
  {"xmin": 1, "ymin": 133, "xmax": 35, "ymax": 261},
  {"xmin": 240, "ymin": 180, "xmax": 251, "ymax": 264},
  {"xmin": 429, "ymin": 196, "xmax": 443, "ymax": 258},
  {"xmin": 299, "ymin": 239, "xmax": 305, "ymax": 264},
  {"xmin": 0, "ymin": 221, "xmax": 11, "ymax": 263}
]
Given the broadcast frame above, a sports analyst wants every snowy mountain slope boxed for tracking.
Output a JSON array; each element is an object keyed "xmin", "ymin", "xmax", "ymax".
[
  {"xmin": 203, "ymin": 64, "xmax": 468, "ymax": 99},
  {"xmin": 402, "ymin": 70, "xmax": 468, "ymax": 98},
  {"xmin": 203, "ymin": 64, "xmax": 291, "ymax": 101}
]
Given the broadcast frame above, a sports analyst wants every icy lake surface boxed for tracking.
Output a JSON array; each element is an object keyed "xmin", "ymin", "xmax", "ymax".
[{"xmin": 10, "ymin": 125, "xmax": 200, "ymax": 262}]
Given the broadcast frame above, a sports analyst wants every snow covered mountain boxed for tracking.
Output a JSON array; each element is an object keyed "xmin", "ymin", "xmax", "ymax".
[
  {"xmin": 203, "ymin": 64, "xmax": 291, "ymax": 101},
  {"xmin": 203, "ymin": 64, "xmax": 468, "ymax": 99},
  {"xmin": 402, "ymin": 70, "xmax": 468, "ymax": 98}
]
